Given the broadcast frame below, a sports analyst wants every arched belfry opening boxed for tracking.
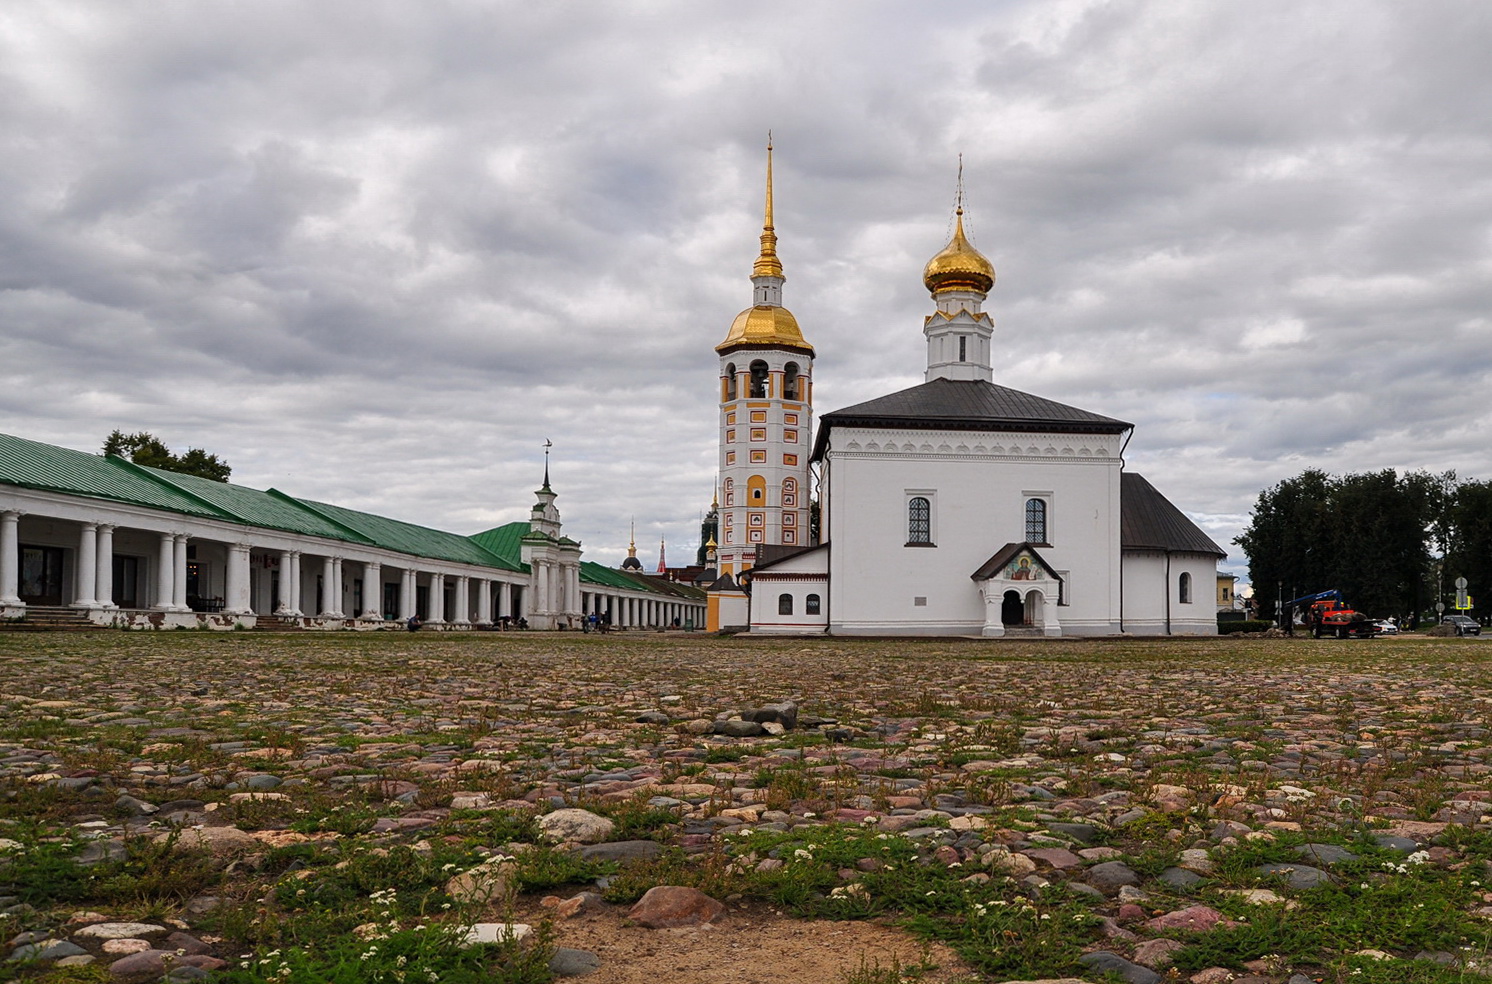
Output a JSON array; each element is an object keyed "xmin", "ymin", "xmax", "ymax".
[
  {"xmin": 784, "ymin": 362, "xmax": 800, "ymax": 400},
  {"xmin": 725, "ymin": 363, "xmax": 737, "ymax": 401},
  {"xmin": 749, "ymin": 360, "xmax": 769, "ymax": 398}
]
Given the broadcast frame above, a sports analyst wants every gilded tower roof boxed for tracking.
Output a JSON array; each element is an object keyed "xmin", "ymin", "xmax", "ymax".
[
  {"xmin": 923, "ymin": 206, "xmax": 995, "ymax": 296},
  {"xmin": 717, "ymin": 139, "xmax": 813, "ymax": 355}
]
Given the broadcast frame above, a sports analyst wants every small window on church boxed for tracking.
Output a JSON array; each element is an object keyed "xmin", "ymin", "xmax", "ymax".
[
  {"xmin": 749, "ymin": 360, "xmax": 769, "ymax": 398},
  {"xmin": 1179, "ymin": 572, "xmax": 1192, "ymax": 605},
  {"xmin": 778, "ymin": 593, "xmax": 793, "ymax": 616},
  {"xmin": 806, "ymin": 593, "xmax": 820, "ymax": 615},
  {"xmin": 725, "ymin": 363, "xmax": 737, "ymax": 401},
  {"xmin": 1025, "ymin": 498, "xmax": 1048, "ymax": 544},
  {"xmin": 907, "ymin": 496, "xmax": 932, "ymax": 545},
  {"xmin": 958, "ymin": 336, "xmax": 967, "ymax": 362},
  {"xmin": 784, "ymin": 362, "xmax": 800, "ymax": 400}
]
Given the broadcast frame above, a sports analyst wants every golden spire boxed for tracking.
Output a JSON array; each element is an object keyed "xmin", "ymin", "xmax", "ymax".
[
  {"xmin": 627, "ymin": 519, "xmax": 637, "ymax": 559},
  {"xmin": 752, "ymin": 133, "xmax": 784, "ymax": 280},
  {"xmin": 923, "ymin": 155, "xmax": 995, "ymax": 296},
  {"xmin": 711, "ymin": 486, "xmax": 719, "ymax": 510}
]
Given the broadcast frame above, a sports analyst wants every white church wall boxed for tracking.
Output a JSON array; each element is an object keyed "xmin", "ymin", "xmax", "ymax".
[
  {"xmin": 1120, "ymin": 550, "xmax": 1220, "ymax": 636},
  {"xmin": 824, "ymin": 426, "xmax": 1123, "ymax": 636},
  {"xmin": 746, "ymin": 547, "xmax": 829, "ymax": 634}
]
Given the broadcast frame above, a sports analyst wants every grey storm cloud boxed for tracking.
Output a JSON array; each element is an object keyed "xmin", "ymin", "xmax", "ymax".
[{"xmin": 2, "ymin": 0, "xmax": 1490, "ymax": 575}]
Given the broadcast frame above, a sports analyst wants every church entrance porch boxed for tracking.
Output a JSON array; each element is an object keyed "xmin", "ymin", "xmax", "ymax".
[{"xmin": 974, "ymin": 544, "xmax": 1064, "ymax": 639}]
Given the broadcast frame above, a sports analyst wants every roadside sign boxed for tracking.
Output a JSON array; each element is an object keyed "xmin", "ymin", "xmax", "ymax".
[
  {"xmin": 1436, "ymin": 602, "xmax": 1446, "ymax": 613},
  {"xmin": 1457, "ymin": 576, "xmax": 1469, "ymax": 589},
  {"xmin": 1456, "ymin": 593, "xmax": 1472, "ymax": 611}
]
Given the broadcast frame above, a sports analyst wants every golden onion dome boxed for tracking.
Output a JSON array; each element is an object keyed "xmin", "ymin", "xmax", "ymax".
[
  {"xmin": 716, "ymin": 304, "xmax": 813, "ymax": 354},
  {"xmin": 923, "ymin": 208, "xmax": 995, "ymax": 296}
]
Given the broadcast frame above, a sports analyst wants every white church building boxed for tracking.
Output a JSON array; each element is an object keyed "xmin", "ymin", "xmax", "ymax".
[{"xmin": 710, "ymin": 151, "xmax": 1223, "ymax": 637}]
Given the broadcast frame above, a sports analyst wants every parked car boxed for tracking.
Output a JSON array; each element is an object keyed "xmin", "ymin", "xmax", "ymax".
[
  {"xmin": 1443, "ymin": 614, "xmax": 1482, "ymax": 636},
  {"xmin": 1376, "ymin": 619, "xmax": 1400, "ymax": 634}
]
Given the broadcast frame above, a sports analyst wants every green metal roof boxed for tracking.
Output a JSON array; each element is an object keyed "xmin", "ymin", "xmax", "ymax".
[
  {"xmin": 130, "ymin": 462, "xmax": 371, "ymax": 543},
  {"xmin": 0, "ymin": 432, "xmax": 524, "ymax": 573},
  {"xmin": 578, "ymin": 561, "xmax": 706, "ymax": 599},
  {"xmin": 287, "ymin": 495, "xmax": 524, "ymax": 572},
  {"xmin": 469, "ymin": 523, "xmax": 529, "ymax": 568},
  {"xmin": 0, "ymin": 432, "xmax": 235, "ymax": 521}
]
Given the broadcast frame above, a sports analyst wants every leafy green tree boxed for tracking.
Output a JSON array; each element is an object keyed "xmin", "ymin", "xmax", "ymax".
[
  {"xmin": 1234, "ymin": 469, "xmax": 1334, "ymax": 620},
  {"xmin": 103, "ymin": 431, "xmax": 232, "ymax": 482},
  {"xmin": 1327, "ymin": 470, "xmax": 1432, "ymax": 620},
  {"xmin": 1447, "ymin": 479, "xmax": 1492, "ymax": 620},
  {"xmin": 1237, "ymin": 468, "xmax": 1440, "ymax": 623}
]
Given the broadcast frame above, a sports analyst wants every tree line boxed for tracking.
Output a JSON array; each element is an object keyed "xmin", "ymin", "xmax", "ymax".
[
  {"xmin": 103, "ymin": 431, "xmax": 232, "ymax": 483},
  {"xmin": 1236, "ymin": 469, "xmax": 1492, "ymax": 627}
]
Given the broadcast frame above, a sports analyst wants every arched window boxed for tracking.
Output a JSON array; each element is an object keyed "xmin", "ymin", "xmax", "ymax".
[
  {"xmin": 749, "ymin": 360, "xmax": 769, "ymax": 398},
  {"xmin": 1178, "ymin": 572, "xmax": 1192, "ymax": 604},
  {"xmin": 908, "ymin": 496, "xmax": 931, "ymax": 544},
  {"xmin": 784, "ymin": 362, "xmax": 800, "ymax": 400},
  {"xmin": 725, "ymin": 363, "xmax": 737, "ymax": 401},
  {"xmin": 1025, "ymin": 498, "xmax": 1047, "ymax": 544},
  {"xmin": 805, "ymin": 593, "xmax": 821, "ymax": 615},
  {"xmin": 778, "ymin": 593, "xmax": 793, "ymax": 615}
]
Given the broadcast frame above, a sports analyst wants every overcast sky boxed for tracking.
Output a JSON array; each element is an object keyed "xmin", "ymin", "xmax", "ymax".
[{"xmin": 3, "ymin": 1, "xmax": 1489, "ymax": 578}]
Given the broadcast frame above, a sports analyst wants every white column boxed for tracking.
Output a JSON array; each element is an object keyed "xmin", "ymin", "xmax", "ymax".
[
  {"xmin": 454, "ymin": 575, "xmax": 470, "ymax": 624},
  {"xmin": 428, "ymin": 573, "xmax": 446, "ymax": 623},
  {"xmin": 275, "ymin": 551, "xmax": 292, "ymax": 613},
  {"xmin": 0, "ymin": 511, "xmax": 22, "ymax": 607},
  {"xmin": 535, "ymin": 561, "xmax": 549, "ymax": 613},
  {"xmin": 154, "ymin": 533, "xmax": 175, "ymax": 610},
  {"xmin": 497, "ymin": 581, "xmax": 510, "ymax": 619},
  {"xmin": 362, "ymin": 562, "xmax": 382, "ymax": 618},
  {"xmin": 319, "ymin": 556, "xmax": 335, "ymax": 616},
  {"xmin": 73, "ymin": 523, "xmax": 98, "ymax": 607},
  {"xmin": 399, "ymin": 569, "xmax": 415, "ymax": 620},
  {"xmin": 290, "ymin": 551, "xmax": 303, "ymax": 615},
  {"xmin": 225, "ymin": 543, "xmax": 252, "ymax": 614},
  {"xmin": 332, "ymin": 557, "xmax": 345, "ymax": 617},
  {"xmin": 172, "ymin": 534, "xmax": 188, "ymax": 611},
  {"xmin": 476, "ymin": 579, "xmax": 492, "ymax": 624},
  {"xmin": 95, "ymin": 525, "xmax": 115, "ymax": 608}
]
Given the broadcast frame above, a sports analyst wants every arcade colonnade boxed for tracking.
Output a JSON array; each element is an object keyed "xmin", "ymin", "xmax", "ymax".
[
  {"xmin": 0, "ymin": 501, "xmax": 531, "ymax": 629},
  {"xmin": 0, "ymin": 432, "xmax": 705, "ymax": 631}
]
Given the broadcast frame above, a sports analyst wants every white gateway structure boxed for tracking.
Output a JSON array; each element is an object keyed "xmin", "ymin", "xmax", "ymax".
[{"xmin": 736, "ymin": 181, "xmax": 1224, "ymax": 637}]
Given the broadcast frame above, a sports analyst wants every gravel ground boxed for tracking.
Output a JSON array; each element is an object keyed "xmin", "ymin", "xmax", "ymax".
[{"xmin": 4, "ymin": 630, "xmax": 1492, "ymax": 983}]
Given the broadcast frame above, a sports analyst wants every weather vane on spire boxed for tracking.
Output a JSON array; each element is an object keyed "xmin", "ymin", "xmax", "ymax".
[
  {"xmin": 542, "ymin": 439, "xmax": 552, "ymax": 488},
  {"xmin": 956, "ymin": 153, "xmax": 964, "ymax": 214}
]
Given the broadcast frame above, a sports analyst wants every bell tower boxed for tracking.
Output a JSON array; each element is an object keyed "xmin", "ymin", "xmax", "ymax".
[{"xmin": 714, "ymin": 138, "xmax": 815, "ymax": 582}]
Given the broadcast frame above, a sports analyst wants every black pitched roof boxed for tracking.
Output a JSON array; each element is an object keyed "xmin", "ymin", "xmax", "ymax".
[
  {"xmin": 811, "ymin": 378, "xmax": 1131, "ymax": 461},
  {"xmin": 1121, "ymin": 473, "xmax": 1226, "ymax": 557}
]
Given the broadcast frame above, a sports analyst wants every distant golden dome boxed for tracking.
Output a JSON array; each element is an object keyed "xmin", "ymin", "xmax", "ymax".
[
  {"xmin": 716, "ymin": 304, "xmax": 813, "ymax": 354},
  {"xmin": 923, "ymin": 208, "xmax": 994, "ymax": 296}
]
